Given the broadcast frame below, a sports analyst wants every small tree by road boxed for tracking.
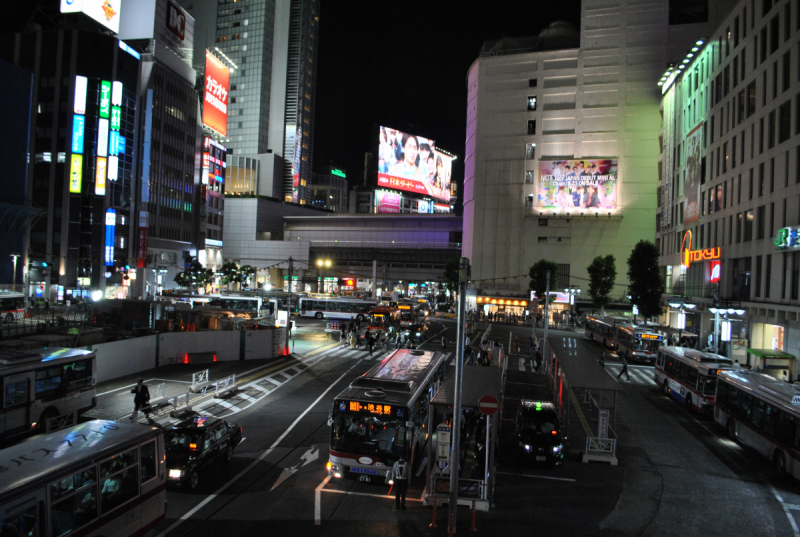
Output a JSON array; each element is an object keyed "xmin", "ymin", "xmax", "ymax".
[
  {"xmin": 529, "ymin": 260, "xmax": 559, "ymax": 308},
  {"xmin": 627, "ymin": 240, "xmax": 664, "ymax": 319},
  {"xmin": 219, "ymin": 262, "xmax": 243, "ymax": 289},
  {"xmin": 443, "ymin": 257, "xmax": 461, "ymax": 294},
  {"xmin": 587, "ymin": 255, "xmax": 616, "ymax": 315},
  {"xmin": 174, "ymin": 256, "xmax": 213, "ymax": 292}
]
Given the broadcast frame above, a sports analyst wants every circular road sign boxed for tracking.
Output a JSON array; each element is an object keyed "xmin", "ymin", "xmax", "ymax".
[{"xmin": 478, "ymin": 395, "xmax": 499, "ymax": 416}]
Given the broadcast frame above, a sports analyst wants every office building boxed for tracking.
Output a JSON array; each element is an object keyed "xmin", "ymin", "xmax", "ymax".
[
  {"xmin": 213, "ymin": 0, "xmax": 320, "ymax": 204},
  {"xmin": 310, "ymin": 166, "xmax": 348, "ymax": 212},
  {"xmin": 462, "ymin": 1, "xmax": 734, "ymax": 319},
  {"xmin": 658, "ymin": 0, "xmax": 800, "ymax": 376}
]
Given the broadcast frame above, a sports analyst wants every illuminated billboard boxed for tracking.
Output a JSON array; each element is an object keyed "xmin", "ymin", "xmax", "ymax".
[
  {"xmin": 97, "ymin": 119, "xmax": 109, "ymax": 158},
  {"xmin": 69, "ymin": 155, "xmax": 83, "ymax": 194},
  {"xmin": 684, "ymin": 123, "xmax": 703, "ymax": 224},
  {"xmin": 374, "ymin": 191, "xmax": 434, "ymax": 214},
  {"xmin": 203, "ymin": 51, "xmax": 229, "ymax": 136},
  {"xmin": 377, "ymin": 126, "xmax": 451, "ymax": 202},
  {"xmin": 95, "ymin": 157, "xmax": 107, "ymax": 196},
  {"xmin": 105, "ymin": 209, "xmax": 116, "ymax": 266},
  {"xmin": 74, "ymin": 76, "xmax": 87, "ymax": 115},
  {"xmin": 60, "ymin": 0, "xmax": 123, "ymax": 34},
  {"xmin": 71, "ymin": 115, "xmax": 85, "ymax": 154},
  {"xmin": 536, "ymin": 159, "xmax": 618, "ymax": 210}
]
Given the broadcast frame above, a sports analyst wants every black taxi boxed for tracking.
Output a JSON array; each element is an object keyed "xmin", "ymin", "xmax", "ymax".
[
  {"xmin": 515, "ymin": 400, "xmax": 565, "ymax": 466},
  {"xmin": 165, "ymin": 416, "xmax": 243, "ymax": 489}
]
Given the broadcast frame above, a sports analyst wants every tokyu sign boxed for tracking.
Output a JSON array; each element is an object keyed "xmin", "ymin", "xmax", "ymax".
[
  {"xmin": 775, "ymin": 227, "xmax": 800, "ymax": 250},
  {"xmin": 680, "ymin": 230, "xmax": 721, "ymax": 268}
]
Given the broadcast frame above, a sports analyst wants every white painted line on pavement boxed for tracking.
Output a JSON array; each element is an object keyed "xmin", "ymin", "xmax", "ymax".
[
  {"xmin": 771, "ymin": 485, "xmax": 800, "ymax": 537},
  {"xmin": 496, "ymin": 471, "xmax": 576, "ymax": 482},
  {"xmin": 314, "ymin": 476, "xmax": 332, "ymax": 526},
  {"xmin": 157, "ymin": 359, "xmax": 364, "ymax": 537},
  {"xmin": 321, "ymin": 489, "xmax": 423, "ymax": 502},
  {"xmin": 248, "ymin": 383, "xmax": 272, "ymax": 393},
  {"xmin": 265, "ymin": 376, "xmax": 284, "ymax": 387}
]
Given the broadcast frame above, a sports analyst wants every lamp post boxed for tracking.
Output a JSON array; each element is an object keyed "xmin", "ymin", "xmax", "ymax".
[
  {"xmin": 668, "ymin": 302, "xmax": 696, "ymax": 346},
  {"xmin": 316, "ymin": 259, "xmax": 331, "ymax": 293},
  {"xmin": 709, "ymin": 307, "xmax": 745, "ymax": 357},
  {"xmin": 11, "ymin": 254, "xmax": 20, "ymax": 293},
  {"xmin": 564, "ymin": 286, "xmax": 581, "ymax": 328}
]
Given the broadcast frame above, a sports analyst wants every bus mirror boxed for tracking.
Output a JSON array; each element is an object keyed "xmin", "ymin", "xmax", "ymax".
[{"xmin": 327, "ymin": 410, "xmax": 334, "ymax": 427}]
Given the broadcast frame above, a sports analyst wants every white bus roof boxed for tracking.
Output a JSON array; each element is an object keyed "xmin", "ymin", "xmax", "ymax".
[
  {"xmin": 0, "ymin": 347, "xmax": 94, "ymax": 368},
  {"xmin": 0, "ymin": 420, "xmax": 161, "ymax": 499},
  {"xmin": 719, "ymin": 370, "xmax": 800, "ymax": 412},
  {"xmin": 661, "ymin": 345, "xmax": 733, "ymax": 364}
]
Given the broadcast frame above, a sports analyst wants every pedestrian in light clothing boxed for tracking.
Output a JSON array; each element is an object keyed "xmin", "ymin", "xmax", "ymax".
[
  {"xmin": 130, "ymin": 379, "xmax": 150, "ymax": 422},
  {"xmin": 390, "ymin": 457, "xmax": 410, "ymax": 509},
  {"xmin": 441, "ymin": 335, "xmax": 446, "ymax": 351},
  {"xmin": 617, "ymin": 357, "xmax": 630, "ymax": 380}
]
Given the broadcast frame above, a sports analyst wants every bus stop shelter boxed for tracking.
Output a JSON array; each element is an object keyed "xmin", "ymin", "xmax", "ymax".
[
  {"xmin": 423, "ymin": 366, "xmax": 503, "ymax": 511},
  {"xmin": 544, "ymin": 337, "xmax": 623, "ymax": 464}
]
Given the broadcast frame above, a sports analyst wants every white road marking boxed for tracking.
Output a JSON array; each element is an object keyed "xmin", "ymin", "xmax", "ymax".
[
  {"xmin": 771, "ymin": 485, "xmax": 800, "ymax": 537},
  {"xmin": 156, "ymin": 361, "xmax": 362, "ymax": 537},
  {"xmin": 265, "ymin": 376, "xmax": 284, "ymax": 386},
  {"xmin": 315, "ymin": 476, "xmax": 332, "ymax": 526},
  {"xmin": 496, "ymin": 471, "xmax": 576, "ymax": 482},
  {"xmin": 321, "ymin": 488, "xmax": 423, "ymax": 501}
]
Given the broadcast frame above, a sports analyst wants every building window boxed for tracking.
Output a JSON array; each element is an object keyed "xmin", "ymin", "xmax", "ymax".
[
  {"xmin": 529, "ymin": 79, "xmax": 537, "ymax": 88},
  {"xmin": 525, "ymin": 143, "xmax": 536, "ymax": 160},
  {"xmin": 779, "ymin": 100, "xmax": 791, "ymax": 143},
  {"xmin": 769, "ymin": 110, "xmax": 777, "ymax": 148},
  {"xmin": 527, "ymin": 96, "xmax": 537, "ymax": 110},
  {"xmin": 527, "ymin": 120, "xmax": 536, "ymax": 135},
  {"xmin": 525, "ymin": 170, "xmax": 535, "ymax": 184},
  {"xmin": 525, "ymin": 195, "xmax": 534, "ymax": 208},
  {"xmin": 757, "ymin": 205, "xmax": 766, "ymax": 239},
  {"xmin": 765, "ymin": 255, "xmax": 772, "ymax": 297},
  {"xmin": 755, "ymin": 255, "xmax": 762, "ymax": 297},
  {"xmin": 539, "ymin": 218, "xmax": 548, "ymax": 226},
  {"xmin": 744, "ymin": 209, "xmax": 754, "ymax": 241},
  {"xmin": 538, "ymin": 237, "xmax": 548, "ymax": 243}
]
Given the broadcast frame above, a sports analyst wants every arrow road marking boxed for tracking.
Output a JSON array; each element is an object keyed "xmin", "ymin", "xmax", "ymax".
[
  {"xmin": 270, "ymin": 464, "xmax": 299, "ymax": 492},
  {"xmin": 301, "ymin": 446, "xmax": 319, "ymax": 467}
]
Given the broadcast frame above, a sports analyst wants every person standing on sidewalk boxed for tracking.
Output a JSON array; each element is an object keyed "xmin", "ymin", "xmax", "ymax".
[
  {"xmin": 130, "ymin": 379, "xmax": 150, "ymax": 421},
  {"xmin": 390, "ymin": 456, "xmax": 410, "ymax": 510},
  {"xmin": 617, "ymin": 357, "xmax": 630, "ymax": 380},
  {"xmin": 441, "ymin": 335, "xmax": 447, "ymax": 351}
]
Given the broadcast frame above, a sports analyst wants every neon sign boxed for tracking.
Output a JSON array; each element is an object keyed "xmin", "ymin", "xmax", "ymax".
[
  {"xmin": 348, "ymin": 401, "xmax": 393, "ymax": 416},
  {"xmin": 774, "ymin": 227, "xmax": 800, "ymax": 250},
  {"xmin": 680, "ymin": 230, "xmax": 721, "ymax": 268}
]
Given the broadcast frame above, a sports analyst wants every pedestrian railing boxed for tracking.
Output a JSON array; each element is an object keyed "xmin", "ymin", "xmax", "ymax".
[
  {"xmin": 169, "ymin": 392, "xmax": 192, "ymax": 417},
  {"xmin": 148, "ymin": 383, "xmax": 167, "ymax": 411},
  {"xmin": 584, "ymin": 437, "xmax": 617, "ymax": 457},
  {"xmin": 190, "ymin": 369, "xmax": 210, "ymax": 392},
  {"xmin": 45, "ymin": 410, "xmax": 78, "ymax": 433},
  {"xmin": 214, "ymin": 373, "xmax": 237, "ymax": 398}
]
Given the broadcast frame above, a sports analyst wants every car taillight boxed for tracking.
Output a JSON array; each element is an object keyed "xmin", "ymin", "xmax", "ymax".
[
  {"xmin": 551, "ymin": 431, "xmax": 557, "ymax": 435},
  {"xmin": 189, "ymin": 443, "xmax": 198, "ymax": 452}
]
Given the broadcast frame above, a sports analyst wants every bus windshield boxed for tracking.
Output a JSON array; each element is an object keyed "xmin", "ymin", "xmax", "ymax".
[
  {"xmin": 635, "ymin": 338, "xmax": 662, "ymax": 353},
  {"xmin": 700, "ymin": 375, "xmax": 717, "ymax": 395},
  {"xmin": 331, "ymin": 413, "xmax": 406, "ymax": 459},
  {"xmin": 370, "ymin": 313, "xmax": 390, "ymax": 329}
]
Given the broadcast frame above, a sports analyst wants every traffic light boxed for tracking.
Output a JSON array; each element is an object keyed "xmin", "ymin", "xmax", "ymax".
[{"xmin": 40, "ymin": 283, "xmax": 44, "ymax": 290}]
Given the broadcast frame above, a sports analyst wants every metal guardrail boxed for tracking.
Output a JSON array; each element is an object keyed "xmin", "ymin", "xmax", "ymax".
[
  {"xmin": 169, "ymin": 392, "xmax": 192, "ymax": 417},
  {"xmin": 45, "ymin": 410, "xmax": 78, "ymax": 433},
  {"xmin": 214, "ymin": 373, "xmax": 237, "ymax": 398},
  {"xmin": 1, "ymin": 310, "xmax": 89, "ymax": 339},
  {"xmin": 191, "ymin": 369, "xmax": 210, "ymax": 392},
  {"xmin": 585, "ymin": 436, "xmax": 617, "ymax": 458}
]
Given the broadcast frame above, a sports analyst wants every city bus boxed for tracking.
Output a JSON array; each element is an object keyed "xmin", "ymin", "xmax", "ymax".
[
  {"xmin": 367, "ymin": 306, "xmax": 401, "ymax": 335},
  {"xmin": 298, "ymin": 297, "xmax": 377, "ymax": 321},
  {"xmin": 0, "ymin": 420, "xmax": 166, "ymax": 537},
  {"xmin": 1, "ymin": 347, "xmax": 97, "ymax": 439},
  {"xmin": 654, "ymin": 346, "xmax": 737, "ymax": 413},
  {"xmin": 613, "ymin": 324, "xmax": 665, "ymax": 363},
  {"xmin": 0, "ymin": 290, "xmax": 25, "ymax": 322},
  {"xmin": 327, "ymin": 348, "xmax": 448, "ymax": 483},
  {"xmin": 397, "ymin": 302, "xmax": 423, "ymax": 327},
  {"xmin": 715, "ymin": 369, "xmax": 800, "ymax": 478},
  {"xmin": 584, "ymin": 315, "xmax": 626, "ymax": 348}
]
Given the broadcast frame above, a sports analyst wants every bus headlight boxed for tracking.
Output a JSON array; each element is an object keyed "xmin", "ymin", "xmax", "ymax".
[
  {"xmin": 168, "ymin": 469, "xmax": 183, "ymax": 479},
  {"xmin": 553, "ymin": 444, "xmax": 563, "ymax": 454}
]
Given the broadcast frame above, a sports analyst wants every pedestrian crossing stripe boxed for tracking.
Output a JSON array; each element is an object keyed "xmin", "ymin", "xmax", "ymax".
[{"xmin": 606, "ymin": 364, "xmax": 656, "ymax": 386}]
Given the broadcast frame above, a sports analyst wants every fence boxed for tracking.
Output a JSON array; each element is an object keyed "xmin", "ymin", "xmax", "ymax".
[{"xmin": 1, "ymin": 309, "xmax": 90, "ymax": 340}]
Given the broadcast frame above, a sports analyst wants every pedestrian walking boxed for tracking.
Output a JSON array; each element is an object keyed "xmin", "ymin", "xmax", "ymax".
[
  {"xmin": 130, "ymin": 378, "xmax": 150, "ymax": 422},
  {"xmin": 441, "ymin": 335, "xmax": 446, "ymax": 351},
  {"xmin": 368, "ymin": 336, "xmax": 374, "ymax": 356},
  {"xmin": 350, "ymin": 331, "xmax": 357, "ymax": 349},
  {"xmin": 45, "ymin": 299, "xmax": 50, "ymax": 311},
  {"xmin": 617, "ymin": 357, "xmax": 630, "ymax": 380},
  {"xmin": 599, "ymin": 352, "xmax": 606, "ymax": 368},
  {"xmin": 390, "ymin": 457, "xmax": 410, "ymax": 509}
]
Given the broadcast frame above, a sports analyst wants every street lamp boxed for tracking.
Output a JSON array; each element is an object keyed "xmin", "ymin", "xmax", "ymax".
[
  {"xmin": 317, "ymin": 259, "xmax": 332, "ymax": 293},
  {"xmin": 709, "ymin": 307, "xmax": 746, "ymax": 356},
  {"xmin": 563, "ymin": 286, "xmax": 581, "ymax": 306},
  {"xmin": 668, "ymin": 302, "xmax": 696, "ymax": 347}
]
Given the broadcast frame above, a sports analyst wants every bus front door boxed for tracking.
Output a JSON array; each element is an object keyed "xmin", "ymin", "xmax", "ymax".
[{"xmin": 2, "ymin": 374, "xmax": 31, "ymax": 434}]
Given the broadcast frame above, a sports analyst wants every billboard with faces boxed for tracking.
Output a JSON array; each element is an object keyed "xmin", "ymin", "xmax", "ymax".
[
  {"xmin": 377, "ymin": 126, "xmax": 451, "ymax": 202},
  {"xmin": 537, "ymin": 159, "xmax": 618, "ymax": 210}
]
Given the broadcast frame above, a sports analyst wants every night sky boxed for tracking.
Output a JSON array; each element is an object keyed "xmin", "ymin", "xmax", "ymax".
[{"xmin": 312, "ymin": 0, "xmax": 583, "ymax": 186}]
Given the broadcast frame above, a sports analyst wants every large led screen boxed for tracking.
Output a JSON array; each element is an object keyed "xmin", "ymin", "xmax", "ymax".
[
  {"xmin": 377, "ymin": 126, "xmax": 451, "ymax": 202},
  {"xmin": 684, "ymin": 124, "xmax": 703, "ymax": 224},
  {"xmin": 537, "ymin": 159, "xmax": 618, "ymax": 210},
  {"xmin": 61, "ymin": 0, "xmax": 123, "ymax": 34},
  {"xmin": 203, "ymin": 51, "xmax": 229, "ymax": 136}
]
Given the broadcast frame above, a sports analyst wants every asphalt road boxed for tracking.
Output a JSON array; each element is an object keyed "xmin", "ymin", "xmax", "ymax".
[{"xmin": 78, "ymin": 317, "xmax": 800, "ymax": 536}]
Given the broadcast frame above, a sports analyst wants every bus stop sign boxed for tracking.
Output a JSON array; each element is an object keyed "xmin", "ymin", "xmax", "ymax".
[{"xmin": 478, "ymin": 395, "xmax": 499, "ymax": 416}]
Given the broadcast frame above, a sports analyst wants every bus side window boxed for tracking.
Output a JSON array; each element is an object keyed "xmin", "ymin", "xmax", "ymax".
[
  {"xmin": 51, "ymin": 468, "xmax": 98, "ymax": 536},
  {"xmin": 140, "ymin": 441, "xmax": 157, "ymax": 484},
  {"xmin": 100, "ymin": 449, "xmax": 139, "ymax": 515},
  {"xmin": 35, "ymin": 367, "xmax": 63, "ymax": 398},
  {"xmin": 3, "ymin": 504, "xmax": 39, "ymax": 537}
]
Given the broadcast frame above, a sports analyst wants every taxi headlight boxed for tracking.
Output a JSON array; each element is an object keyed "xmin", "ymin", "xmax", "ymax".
[
  {"xmin": 168, "ymin": 469, "xmax": 183, "ymax": 479},
  {"xmin": 553, "ymin": 444, "xmax": 563, "ymax": 453}
]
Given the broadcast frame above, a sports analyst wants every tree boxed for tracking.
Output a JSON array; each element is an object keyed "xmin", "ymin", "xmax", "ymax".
[
  {"xmin": 174, "ymin": 256, "xmax": 213, "ymax": 291},
  {"xmin": 219, "ymin": 262, "xmax": 243, "ymax": 288},
  {"xmin": 443, "ymin": 257, "xmax": 461, "ymax": 293},
  {"xmin": 239, "ymin": 265, "xmax": 256, "ymax": 288},
  {"xmin": 627, "ymin": 240, "xmax": 664, "ymax": 319},
  {"xmin": 529, "ymin": 260, "xmax": 559, "ymax": 307},
  {"xmin": 587, "ymin": 255, "xmax": 616, "ymax": 314}
]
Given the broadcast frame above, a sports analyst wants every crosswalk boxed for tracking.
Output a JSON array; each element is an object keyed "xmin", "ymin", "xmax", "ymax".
[
  {"xmin": 300, "ymin": 343, "xmax": 460, "ymax": 366},
  {"xmin": 605, "ymin": 363, "xmax": 657, "ymax": 386}
]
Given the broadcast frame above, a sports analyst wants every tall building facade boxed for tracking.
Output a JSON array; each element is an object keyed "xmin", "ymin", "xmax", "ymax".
[
  {"xmin": 119, "ymin": 0, "xmax": 207, "ymax": 296},
  {"xmin": 0, "ymin": 28, "xmax": 141, "ymax": 302},
  {"xmin": 310, "ymin": 166, "xmax": 348, "ymax": 212},
  {"xmin": 462, "ymin": 1, "xmax": 735, "ymax": 317},
  {"xmin": 658, "ymin": 0, "xmax": 800, "ymax": 376},
  {"xmin": 213, "ymin": 0, "xmax": 319, "ymax": 204}
]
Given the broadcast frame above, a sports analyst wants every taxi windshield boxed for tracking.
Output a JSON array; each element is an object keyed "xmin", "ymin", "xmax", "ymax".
[
  {"xmin": 520, "ymin": 415, "xmax": 557, "ymax": 435},
  {"xmin": 331, "ymin": 414, "xmax": 405, "ymax": 458},
  {"xmin": 165, "ymin": 430, "xmax": 204, "ymax": 452}
]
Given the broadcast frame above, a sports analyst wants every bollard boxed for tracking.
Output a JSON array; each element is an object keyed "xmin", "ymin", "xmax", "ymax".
[
  {"xmin": 430, "ymin": 497, "xmax": 438, "ymax": 528},
  {"xmin": 469, "ymin": 501, "xmax": 477, "ymax": 532}
]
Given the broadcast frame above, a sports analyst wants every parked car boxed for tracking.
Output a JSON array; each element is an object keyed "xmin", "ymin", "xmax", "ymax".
[
  {"xmin": 165, "ymin": 416, "xmax": 243, "ymax": 489},
  {"xmin": 515, "ymin": 400, "xmax": 565, "ymax": 466}
]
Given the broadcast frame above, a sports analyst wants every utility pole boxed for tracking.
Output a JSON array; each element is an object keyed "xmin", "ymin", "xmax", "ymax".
[
  {"xmin": 286, "ymin": 256, "xmax": 293, "ymax": 355},
  {"xmin": 448, "ymin": 257, "xmax": 469, "ymax": 535},
  {"xmin": 543, "ymin": 270, "xmax": 550, "ymax": 372},
  {"xmin": 11, "ymin": 254, "xmax": 20, "ymax": 293}
]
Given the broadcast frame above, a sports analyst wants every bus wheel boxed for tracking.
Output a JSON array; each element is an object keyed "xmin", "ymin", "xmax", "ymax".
[
  {"xmin": 356, "ymin": 314, "xmax": 364, "ymax": 322},
  {"xmin": 663, "ymin": 382, "xmax": 670, "ymax": 396},
  {"xmin": 315, "ymin": 312, "xmax": 324, "ymax": 319},
  {"xmin": 774, "ymin": 451, "xmax": 787, "ymax": 478},
  {"xmin": 684, "ymin": 394, "xmax": 693, "ymax": 411},
  {"xmin": 189, "ymin": 472, "xmax": 199, "ymax": 490},
  {"xmin": 225, "ymin": 445, "xmax": 234, "ymax": 462},
  {"xmin": 727, "ymin": 419, "xmax": 737, "ymax": 441}
]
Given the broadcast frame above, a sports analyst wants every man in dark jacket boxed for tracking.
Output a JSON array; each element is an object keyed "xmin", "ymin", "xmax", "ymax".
[{"xmin": 130, "ymin": 378, "xmax": 150, "ymax": 421}]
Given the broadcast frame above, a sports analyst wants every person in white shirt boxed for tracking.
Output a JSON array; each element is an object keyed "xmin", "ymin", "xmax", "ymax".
[{"xmin": 390, "ymin": 457, "xmax": 409, "ymax": 509}]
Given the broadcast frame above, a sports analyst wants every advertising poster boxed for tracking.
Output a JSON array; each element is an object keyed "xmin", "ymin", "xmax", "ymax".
[
  {"xmin": 375, "ymin": 191, "xmax": 401, "ymax": 214},
  {"xmin": 537, "ymin": 159, "xmax": 618, "ymax": 210},
  {"xmin": 69, "ymin": 155, "xmax": 83, "ymax": 193},
  {"xmin": 377, "ymin": 125, "xmax": 451, "ymax": 202},
  {"xmin": 137, "ymin": 211, "xmax": 149, "ymax": 268},
  {"xmin": 95, "ymin": 156, "xmax": 107, "ymax": 196},
  {"xmin": 203, "ymin": 51, "xmax": 229, "ymax": 136},
  {"xmin": 684, "ymin": 123, "xmax": 703, "ymax": 225}
]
